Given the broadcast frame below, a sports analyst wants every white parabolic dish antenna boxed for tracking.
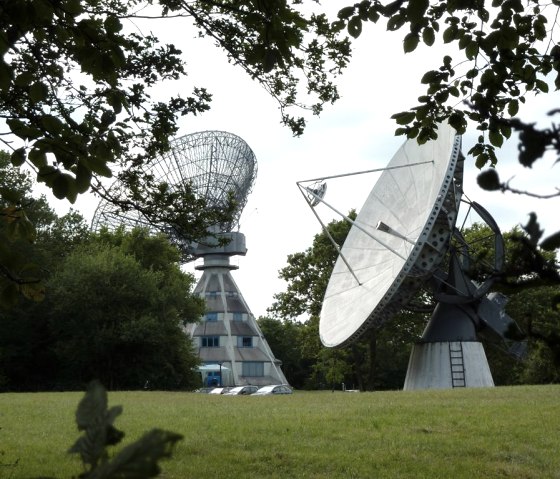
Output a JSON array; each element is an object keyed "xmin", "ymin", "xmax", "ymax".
[{"xmin": 320, "ymin": 122, "xmax": 463, "ymax": 348}]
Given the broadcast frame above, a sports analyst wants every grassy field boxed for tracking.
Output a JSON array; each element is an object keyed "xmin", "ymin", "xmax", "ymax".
[{"xmin": 1, "ymin": 385, "xmax": 559, "ymax": 478}]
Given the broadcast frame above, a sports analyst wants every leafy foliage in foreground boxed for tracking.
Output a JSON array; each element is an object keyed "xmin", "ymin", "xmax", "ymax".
[
  {"xmin": 1, "ymin": 0, "xmax": 349, "ymax": 201},
  {"xmin": 57, "ymin": 381, "xmax": 182, "ymax": 479}
]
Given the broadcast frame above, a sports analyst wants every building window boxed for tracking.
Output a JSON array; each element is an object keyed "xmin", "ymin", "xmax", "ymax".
[
  {"xmin": 242, "ymin": 362, "xmax": 264, "ymax": 377},
  {"xmin": 238, "ymin": 336, "xmax": 253, "ymax": 348},
  {"xmin": 233, "ymin": 312, "xmax": 243, "ymax": 321},
  {"xmin": 206, "ymin": 291, "xmax": 219, "ymax": 298},
  {"xmin": 205, "ymin": 312, "xmax": 218, "ymax": 321},
  {"xmin": 201, "ymin": 336, "xmax": 220, "ymax": 347}
]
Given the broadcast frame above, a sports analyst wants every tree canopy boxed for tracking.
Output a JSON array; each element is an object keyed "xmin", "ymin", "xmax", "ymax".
[
  {"xmin": 0, "ymin": 225, "xmax": 205, "ymax": 391},
  {"xmin": 0, "ymin": 150, "xmax": 90, "ymax": 304},
  {"xmin": 47, "ymin": 233, "xmax": 203, "ymax": 390},
  {"xmin": 0, "ymin": 0, "xmax": 350, "ymax": 203}
]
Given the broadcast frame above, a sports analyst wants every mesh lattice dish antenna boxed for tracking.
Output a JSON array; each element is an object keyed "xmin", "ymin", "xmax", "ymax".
[
  {"xmin": 319, "ymin": 122, "xmax": 463, "ymax": 348},
  {"xmin": 91, "ymin": 130, "xmax": 257, "ymax": 249}
]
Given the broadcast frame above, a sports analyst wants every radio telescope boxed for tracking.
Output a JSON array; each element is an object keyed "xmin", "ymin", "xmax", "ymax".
[
  {"xmin": 298, "ymin": 122, "xmax": 523, "ymax": 390},
  {"xmin": 92, "ymin": 130, "xmax": 287, "ymax": 388}
]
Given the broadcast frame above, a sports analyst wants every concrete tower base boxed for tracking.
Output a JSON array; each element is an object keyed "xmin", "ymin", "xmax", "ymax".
[{"xmin": 403, "ymin": 341, "xmax": 494, "ymax": 390}]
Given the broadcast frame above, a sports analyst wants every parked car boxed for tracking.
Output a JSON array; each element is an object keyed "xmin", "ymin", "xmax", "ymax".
[
  {"xmin": 194, "ymin": 387, "xmax": 215, "ymax": 394},
  {"xmin": 208, "ymin": 387, "xmax": 232, "ymax": 395},
  {"xmin": 253, "ymin": 385, "xmax": 293, "ymax": 395},
  {"xmin": 223, "ymin": 385, "xmax": 259, "ymax": 396}
]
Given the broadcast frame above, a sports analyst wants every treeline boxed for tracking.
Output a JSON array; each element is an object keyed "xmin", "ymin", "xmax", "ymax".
[{"xmin": 0, "ymin": 152, "xmax": 204, "ymax": 391}]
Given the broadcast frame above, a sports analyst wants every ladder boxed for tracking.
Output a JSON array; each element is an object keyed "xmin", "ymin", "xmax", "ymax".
[{"xmin": 449, "ymin": 342, "xmax": 466, "ymax": 388}]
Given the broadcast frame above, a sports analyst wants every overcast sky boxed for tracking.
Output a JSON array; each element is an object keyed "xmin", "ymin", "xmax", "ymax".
[{"xmin": 45, "ymin": 5, "xmax": 559, "ymax": 319}]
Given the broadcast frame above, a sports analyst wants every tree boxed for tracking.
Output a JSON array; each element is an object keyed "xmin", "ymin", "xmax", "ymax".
[
  {"xmin": 46, "ymin": 231, "xmax": 204, "ymax": 390},
  {"xmin": 257, "ymin": 316, "xmax": 310, "ymax": 388},
  {"xmin": 506, "ymin": 286, "xmax": 560, "ymax": 384},
  {"xmin": 269, "ymin": 211, "xmax": 356, "ymax": 319},
  {"xmin": 334, "ymin": 0, "xmax": 560, "ymax": 254},
  {"xmin": 0, "ymin": 150, "xmax": 90, "ymax": 305},
  {"xmin": 0, "ymin": 153, "xmax": 92, "ymax": 389},
  {"xmin": 0, "ymin": 226, "xmax": 204, "ymax": 391}
]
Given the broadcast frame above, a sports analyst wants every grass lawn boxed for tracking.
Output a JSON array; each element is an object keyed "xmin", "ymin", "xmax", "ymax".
[{"xmin": 1, "ymin": 385, "xmax": 559, "ymax": 478}]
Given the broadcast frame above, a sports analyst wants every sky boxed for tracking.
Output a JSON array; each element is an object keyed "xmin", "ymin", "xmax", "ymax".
[{"xmin": 44, "ymin": 5, "xmax": 559, "ymax": 319}]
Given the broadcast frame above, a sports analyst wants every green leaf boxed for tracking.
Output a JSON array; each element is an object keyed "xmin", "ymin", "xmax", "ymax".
[
  {"xmin": 442, "ymin": 25, "xmax": 458, "ymax": 43},
  {"xmin": 448, "ymin": 112, "xmax": 466, "ymax": 134},
  {"xmin": 488, "ymin": 129, "xmax": 503, "ymax": 147},
  {"xmin": 367, "ymin": 8, "xmax": 380, "ymax": 22},
  {"xmin": 20, "ymin": 281, "xmax": 45, "ymax": 302},
  {"xmin": 498, "ymin": 26, "xmax": 519, "ymax": 49},
  {"xmin": 41, "ymin": 115, "xmax": 64, "ymax": 134},
  {"xmin": 7, "ymin": 118, "xmax": 41, "ymax": 141},
  {"xmin": 507, "ymin": 99, "xmax": 519, "ymax": 116},
  {"xmin": 52, "ymin": 173, "xmax": 74, "ymax": 200},
  {"xmin": 523, "ymin": 213, "xmax": 543, "ymax": 246},
  {"xmin": 500, "ymin": 123, "xmax": 512, "ymax": 139},
  {"xmin": 75, "ymin": 161, "xmax": 92, "ymax": 193},
  {"xmin": 0, "ymin": 60, "xmax": 14, "ymax": 91},
  {"xmin": 76, "ymin": 381, "xmax": 108, "ymax": 430},
  {"xmin": 406, "ymin": 0, "xmax": 429, "ymax": 24},
  {"xmin": 338, "ymin": 6, "xmax": 355, "ymax": 19},
  {"xmin": 474, "ymin": 152, "xmax": 490, "ymax": 168},
  {"xmin": 540, "ymin": 231, "xmax": 560, "ymax": 251},
  {"xmin": 535, "ymin": 79, "xmax": 549, "ymax": 93},
  {"xmin": 348, "ymin": 16, "xmax": 362, "ymax": 38},
  {"xmin": 422, "ymin": 27, "xmax": 435, "ymax": 46},
  {"xmin": 62, "ymin": 0, "xmax": 83, "ymax": 15},
  {"xmin": 92, "ymin": 429, "xmax": 183, "ymax": 479},
  {"xmin": 29, "ymin": 81, "xmax": 48, "ymax": 103},
  {"xmin": 465, "ymin": 41, "xmax": 478, "ymax": 60},
  {"xmin": 84, "ymin": 157, "xmax": 112, "ymax": 178},
  {"xmin": 477, "ymin": 169, "xmax": 501, "ymax": 191},
  {"xmin": 37, "ymin": 166, "xmax": 58, "ymax": 187},
  {"xmin": 391, "ymin": 111, "xmax": 416, "ymax": 125},
  {"xmin": 29, "ymin": 148, "xmax": 48, "ymax": 168},
  {"xmin": 420, "ymin": 70, "xmax": 441, "ymax": 84},
  {"xmin": 11, "ymin": 147, "xmax": 26, "ymax": 167},
  {"xmin": 386, "ymin": 13, "xmax": 405, "ymax": 31},
  {"xmin": 403, "ymin": 33, "xmax": 419, "ymax": 53},
  {"xmin": 104, "ymin": 15, "xmax": 122, "ymax": 34}
]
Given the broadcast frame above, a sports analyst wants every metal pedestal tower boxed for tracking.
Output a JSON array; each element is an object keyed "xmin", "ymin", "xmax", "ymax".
[{"xmin": 185, "ymin": 232, "xmax": 287, "ymax": 387}]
